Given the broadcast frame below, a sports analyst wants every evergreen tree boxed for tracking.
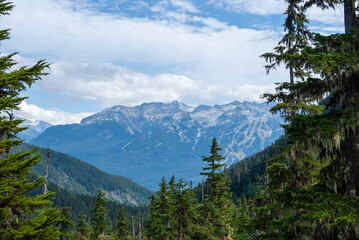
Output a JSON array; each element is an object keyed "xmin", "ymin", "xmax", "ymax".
[
  {"xmin": 167, "ymin": 175, "xmax": 177, "ymax": 239},
  {"xmin": 171, "ymin": 179, "xmax": 198, "ymax": 240},
  {"xmin": 148, "ymin": 177, "xmax": 172, "ymax": 240},
  {"xmin": 76, "ymin": 211, "xmax": 90, "ymax": 240},
  {"xmin": 233, "ymin": 195, "xmax": 251, "ymax": 240},
  {"xmin": 0, "ymin": 1, "xmax": 63, "ymax": 239},
  {"xmin": 200, "ymin": 138, "xmax": 233, "ymax": 239},
  {"xmin": 255, "ymin": 0, "xmax": 359, "ymax": 239},
  {"xmin": 115, "ymin": 208, "xmax": 130, "ymax": 240},
  {"xmin": 57, "ymin": 207, "xmax": 74, "ymax": 240},
  {"xmin": 91, "ymin": 188, "xmax": 109, "ymax": 239}
]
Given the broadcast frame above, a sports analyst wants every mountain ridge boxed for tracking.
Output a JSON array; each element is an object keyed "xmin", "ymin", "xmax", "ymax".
[
  {"xmin": 31, "ymin": 100, "xmax": 283, "ymax": 190},
  {"xmin": 13, "ymin": 143, "xmax": 152, "ymax": 205}
]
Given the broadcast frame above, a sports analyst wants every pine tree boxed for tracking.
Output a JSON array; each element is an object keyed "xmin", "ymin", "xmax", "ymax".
[
  {"xmin": 200, "ymin": 138, "xmax": 233, "ymax": 239},
  {"xmin": 91, "ymin": 188, "xmax": 109, "ymax": 239},
  {"xmin": 0, "ymin": 1, "xmax": 63, "ymax": 239},
  {"xmin": 115, "ymin": 208, "xmax": 130, "ymax": 240},
  {"xmin": 76, "ymin": 211, "xmax": 90, "ymax": 240}
]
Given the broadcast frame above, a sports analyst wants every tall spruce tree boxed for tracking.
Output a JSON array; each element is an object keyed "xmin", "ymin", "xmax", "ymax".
[
  {"xmin": 201, "ymin": 138, "xmax": 232, "ymax": 239},
  {"xmin": 0, "ymin": 1, "xmax": 63, "ymax": 239},
  {"xmin": 57, "ymin": 207, "xmax": 74, "ymax": 240},
  {"xmin": 148, "ymin": 177, "xmax": 172, "ymax": 240},
  {"xmin": 171, "ymin": 178, "xmax": 198, "ymax": 240},
  {"xmin": 233, "ymin": 195, "xmax": 251, "ymax": 240},
  {"xmin": 91, "ymin": 188, "xmax": 109, "ymax": 239},
  {"xmin": 256, "ymin": 0, "xmax": 359, "ymax": 239},
  {"xmin": 115, "ymin": 208, "xmax": 130, "ymax": 240},
  {"xmin": 75, "ymin": 211, "xmax": 90, "ymax": 240}
]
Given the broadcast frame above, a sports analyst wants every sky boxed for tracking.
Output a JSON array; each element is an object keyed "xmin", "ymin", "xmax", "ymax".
[{"xmin": 2, "ymin": 0, "xmax": 345, "ymax": 125}]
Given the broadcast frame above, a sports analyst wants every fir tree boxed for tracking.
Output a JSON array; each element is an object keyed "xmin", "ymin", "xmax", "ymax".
[
  {"xmin": 171, "ymin": 179, "xmax": 198, "ymax": 240},
  {"xmin": 233, "ymin": 195, "xmax": 251, "ymax": 240},
  {"xmin": 57, "ymin": 207, "xmax": 74, "ymax": 240},
  {"xmin": 115, "ymin": 208, "xmax": 130, "ymax": 240},
  {"xmin": 148, "ymin": 177, "xmax": 172, "ymax": 240},
  {"xmin": 91, "ymin": 188, "xmax": 109, "ymax": 239},
  {"xmin": 0, "ymin": 1, "xmax": 63, "ymax": 239},
  {"xmin": 256, "ymin": 0, "xmax": 359, "ymax": 239},
  {"xmin": 76, "ymin": 211, "xmax": 90, "ymax": 240},
  {"xmin": 200, "ymin": 138, "xmax": 233, "ymax": 239}
]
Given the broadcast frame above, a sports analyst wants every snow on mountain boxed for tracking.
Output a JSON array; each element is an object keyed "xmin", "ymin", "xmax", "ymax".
[
  {"xmin": 31, "ymin": 101, "xmax": 283, "ymax": 190},
  {"xmin": 18, "ymin": 119, "xmax": 53, "ymax": 141}
]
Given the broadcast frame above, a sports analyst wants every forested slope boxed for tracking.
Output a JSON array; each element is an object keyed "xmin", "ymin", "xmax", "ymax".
[
  {"xmin": 28, "ymin": 180, "xmax": 149, "ymax": 223},
  {"xmin": 228, "ymin": 135, "xmax": 286, "ymax": 201},
  {"xmin": 13, "ymin": 143, "xmax": 152, "ymax": 206}
]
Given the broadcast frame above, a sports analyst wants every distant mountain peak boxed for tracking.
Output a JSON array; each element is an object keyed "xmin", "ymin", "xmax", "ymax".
[{"xmin": 31, "ymin": 100, "xmax": 283, "ymax": 190}]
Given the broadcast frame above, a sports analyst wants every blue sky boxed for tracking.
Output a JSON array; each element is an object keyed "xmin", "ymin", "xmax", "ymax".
[{"xmin": 2, "ymin": 0, "xmax": 344, "ymax": 124}]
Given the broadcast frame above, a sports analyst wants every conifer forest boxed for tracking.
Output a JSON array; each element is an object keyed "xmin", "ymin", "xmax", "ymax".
[{"xmin": 1, "ymin": 0, "xmax": 359, "ymax": 239}]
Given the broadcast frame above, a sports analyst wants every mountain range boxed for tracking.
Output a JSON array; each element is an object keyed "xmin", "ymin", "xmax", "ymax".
[
  {"xmin": 31, "ymin": 101, "xmax": 283, "ymax": 190},
  {"xmin": 18, "ymin": 119, "xmax": 52, "ymax": 141}
]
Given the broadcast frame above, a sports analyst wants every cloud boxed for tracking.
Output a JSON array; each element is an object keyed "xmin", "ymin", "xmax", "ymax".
[
  {"xmin": 307, "ymin": 5, "xmax": 344, "ymax": 27},
  {"xmin": 1, "ymin": 0, "xmax": 284, "ymax": 87},
  {"xmin": 208, "ymin": 0, "xmax": 286, "ymax": 15},
  {"xmin": 208, "ymin": 0, "xmax": 344, "ymax": 28},
  {"xmin": 36, "ymin": 61, "xmax": 275, "ymax": 107},
  {"xmin": 15, "ymin": 101, "xmax": 94, "ymax": 125}
]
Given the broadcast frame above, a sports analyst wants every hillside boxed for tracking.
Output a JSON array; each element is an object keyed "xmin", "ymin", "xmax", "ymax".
[
  {"xmin": 227, "ymin": 135, "xmax": 287, "ymax": 201},
  {"xmin": 31, "ymin": 101, "xmax": 283, "ymax": 190},
  {"xmin": 29, "ymin": 180, "xmax": 149, "ymax": 223},
  {"xmin": 14, "ymin": 143, "xmax": 153, "ymax": 206},
  {"xmin": 193, "ymin": 136, "xmax": 287, "ymax": 202}
]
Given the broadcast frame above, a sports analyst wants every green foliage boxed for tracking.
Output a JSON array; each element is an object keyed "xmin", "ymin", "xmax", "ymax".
[
  {"xmin": 57, "ymin": 207, "xmax": 74, "ymax": 240},
  {"xmin": 253, "ymin": 0, "xmax": 359, "ymax": 239},
  {"xmin": 75, "ymin": 211, "xmax": 91, "ymax": 240},
  {"xmin": 200, "ymin": 138, "xmax": 233, "ymax": 239},
  {"xmin": 115, "ymin": 208, "xmax": 131, "ymax": 240},
  {"xmin": 227, "ymin": 136, "xmax": 287, "ymax": 201},
  {"xmin": 233, "ymin": 195, "xmax": 252, "ymax": 240},
  {"xmin": 12, "ymin": 143, "xmax": 153, "ymax": 206},
  {"xmin": 148, "ymin": 177, "xmax": 172, "ymax": 240},
  {"xmin": 0, "ymin": 1, "xmax": 64, "ymax": 239},
  {"xmin": 91, "ymin": 189, "xmax": 110, "ymax": 240},
  {"xmin": 171, "ymin": 179, "xmax": 198, "ymax": 240}
]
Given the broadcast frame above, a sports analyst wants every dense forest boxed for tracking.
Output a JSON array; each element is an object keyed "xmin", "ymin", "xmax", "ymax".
[
  {"xmin": 12, "ymin": 143, "xmax": 153, "ymax": 206},
  {"xmin": 2, "ymin": 0, "xmax": 359, "ymax": 239}
]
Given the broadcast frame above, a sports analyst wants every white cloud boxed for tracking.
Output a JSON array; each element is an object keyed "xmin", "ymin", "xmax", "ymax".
[
  {"xmin": 208, "ymin": 0, "xmax": 286, "ymax": 15},
  {"xmin": 1, "ymin": 0, "xmax": 284, "ymax": 87},
  {"xmin": 36, "ymin": 61, "xmax": 275, "ymax": 107},
  {"xmin": 208, "ymin": 0, "xmax": 345, "ymax": 28},
  {"xmin": 15, "ymin": 101, "xmax": 94, "ymax": 125},
  {"xmin": 307, "ymin": 5, "xmax": 344, "ymax": 26}
]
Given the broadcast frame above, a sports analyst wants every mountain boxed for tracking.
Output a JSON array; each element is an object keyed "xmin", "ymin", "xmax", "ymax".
[
  {"xmin": 31, "ymin": 101, "xmax": 283, "ymax": 190},
  {"xmin": 18, "ymin": 119, "xmax": 52, "ymax": 141},
  {"xmin": 13, "ymin": 143, "xmax": 153, "ymax": 206}
]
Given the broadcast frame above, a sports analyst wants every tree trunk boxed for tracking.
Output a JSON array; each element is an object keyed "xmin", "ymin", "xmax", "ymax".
[
  {"xmin": 43, "ymin": 148, "xmax": 50, "ymax": 194},
  {"xmin": 345, "ymin": 72, "xmax": 359, "ymax": 196},
  {"xmin": 132, "ymin": 216, "xmax": 135, "ymax": 240},
  {"xmin": 344, "ymin": 0, "xmax": 359, "ymax": 197},
  {"xmin": 344, "ymin": 0, "xmax": 356, "ymax": 34}
]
